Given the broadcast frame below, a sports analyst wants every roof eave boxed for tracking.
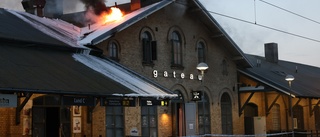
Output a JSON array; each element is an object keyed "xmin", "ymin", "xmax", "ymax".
[
  {"xmin": 192, "ymin": 0, "xmax": 253, "ymax": 68},
  {"xmin": 91, "ymin": 0, "xmax": 174, "ymax": 45}
]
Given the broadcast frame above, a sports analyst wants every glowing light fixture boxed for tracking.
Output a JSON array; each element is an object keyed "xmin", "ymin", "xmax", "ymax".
[{"xmin": 196, "ymin": 62, "xmax": 209, "ymax": 75}]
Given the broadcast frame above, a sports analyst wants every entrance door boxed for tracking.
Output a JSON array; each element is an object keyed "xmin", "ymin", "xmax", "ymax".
[
  {"xmin": 293, "ymin": 105, "xmax": 304, "ymax": 130},
  {"xmin": 46, "ymin": 107, "xmax": 60, "ymax": 137},
  {"xmin": 244, "ymin": 103, "xmax": 258, "ymax": 135},
  {"xmin": 32, "ymin": 95, "xmax": 71, "ymax": 137},
  {"xmin": 171, "ymin": 90, "xmax": 185, "ymax": 137},
  {"xmin": 33, "ymin": 107, "xmax": 61, "ymax": 137}
]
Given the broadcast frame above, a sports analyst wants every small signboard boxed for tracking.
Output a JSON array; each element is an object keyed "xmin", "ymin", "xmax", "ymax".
[
  {"xmin": 102, "ymin": 98, "xmax": 136, "ymax": 107},
  {"xmin": 62, "ymin": 96, "xmax": 95, "ymax": 106},
  {"xmin": 191, "ymin": 91, "xmax": 202, "ymax": 101},
  {"xmin": 140, "ymin": 99, "xmax": 169, "ymax": 106},
  {"xmin": 0, "ymin": 94, "xmax": 17, "ymax": 107}
]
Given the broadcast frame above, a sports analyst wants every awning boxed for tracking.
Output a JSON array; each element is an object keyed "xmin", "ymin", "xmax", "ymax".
[
  {"xmin": 0, "ymin": 42, "xmax": 176, "ymax": 98},
  {"xmin": 73, "ymin": 54, "xmax": 177, "ymax": 98}
]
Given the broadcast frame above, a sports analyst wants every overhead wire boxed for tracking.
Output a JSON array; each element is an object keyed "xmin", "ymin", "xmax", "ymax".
[
  {"xmin": 207, "ymin": 10, "xmax": 320, "ymax": 43},
  {"xmin": 202, "ymin": 0, "xmax": 320, "ymax": 43},
  {"xmin": 258, "ymin": 0, "xmax": 320, "ymax": 25}
]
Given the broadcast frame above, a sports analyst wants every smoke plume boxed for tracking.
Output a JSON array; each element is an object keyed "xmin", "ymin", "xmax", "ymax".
[{"xmin": 80, "ymin": 0, "xmax": 108, "ymax": 15}]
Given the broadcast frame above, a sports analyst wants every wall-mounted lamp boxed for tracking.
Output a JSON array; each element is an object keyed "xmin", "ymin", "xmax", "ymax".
[{"xmin": 196, "ymin": 62, "xmax": 209, "ymax": 76}]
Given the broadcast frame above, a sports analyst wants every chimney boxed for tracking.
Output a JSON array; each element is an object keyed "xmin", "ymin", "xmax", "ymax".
[
  {"xmin": 131, "ymin": 0, "xmax": 161, "ymax": 11},
  {"xmin": 131, "ymin": 0, "xmax": 141, "ymax": 11},
  {"xmin": 264, "ymin": 43, "xmax": 278, "ymax": 63},
  {"xmin": 22, "ymin": 0, "xmax": 46, "ymax": 17}
]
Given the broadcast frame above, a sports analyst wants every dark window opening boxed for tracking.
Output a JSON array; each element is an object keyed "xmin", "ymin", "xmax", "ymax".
[
  {"xmin": 142, "ymin": 31, "xmax": 157, "ymax": 65},
  {"xmin": 108, "ymin": 41, "xmax": 119, "ymax": 61},
  {"xmin": 197, "ymin": 42, "xmax": 206, "ymax": 63},
  {"xmin": 171, "ymin": 31, "xmax": 183, "ymax": 68}
]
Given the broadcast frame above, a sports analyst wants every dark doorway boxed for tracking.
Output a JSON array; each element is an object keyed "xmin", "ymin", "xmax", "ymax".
[
  {"xmin": 221, "ymin": 93, "xmax": 233, "ymax": 134},
  {"xmin": 32, "ymin": 95, "xmax": 71, "ymax": 137},
  {"xmin": 244, "ymin": 103, "xmax": 258, "ymax": 135},
  {"xmin": 46, "ymin": 107, "xmax": 60, "ymax": 137},
  {"xmin": 293, "ymin": 105, "xmax": 304, "ymax": 130},
  {"xmin": 171, "ymin": 90, "xmax": 185, "ymax": 137}
]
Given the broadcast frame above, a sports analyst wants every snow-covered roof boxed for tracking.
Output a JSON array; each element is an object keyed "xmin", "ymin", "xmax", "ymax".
[
  {"xmin": 79, "ymin": 0, "xmax": 173, "ymax": 45},
  {"xmin": 73, "ymin": 53, "xmax": 177, "ymax": 98},
  {"xmin": 6, "ymin": 9, "xmax": 86, "ymax": 49}
]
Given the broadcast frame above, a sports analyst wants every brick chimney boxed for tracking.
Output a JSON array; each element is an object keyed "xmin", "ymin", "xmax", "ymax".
[
  {"xmin": 264, "ymin": 43, "xmax": 279, "ymax": 63},
  {"xmin": 131, "ymin": 0, "xmax": 161, "ymax": 11},
  {"xmin": 22, "ymin": 0, "xmax": 46, "ymax": 17}
]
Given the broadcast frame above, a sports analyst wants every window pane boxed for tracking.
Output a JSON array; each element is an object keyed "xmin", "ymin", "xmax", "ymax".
[
  {"xmin": 115, "ymin": 129, "xmax": 124, "ymax": 137},
  {"xmin": 106, "ymin": 116, "xmax": 113, "ymax": 127},
  {"xmin": 141, "ymin": 107, "xmax": 148, "ymax": 115},
  {"xmin": 115, "ymin": 116, "xmax": 123, "ymax": 127},
  {"xmin": 149, "ymin": 107, "xmax": 156, "ymax": 114},
  {"xmin": 142, "ymin": 127, "xmax": 149, "ymax": 136},
  {"xmin": 197, "ymin": 42, "xmax": 205, "ymax": 63},
  {"xmin": 108, "ymin": 42, "xmax": 118, "ymax": 58},
  {"xmin": 198, "ymin": 93, "xmax": 211, "ymax": 134},
  {"xmin": 171, "ymin": 31, "xmax": 182, "ymax": 65},
  {"xmin": 106, "ymin": 129, "xmax": 114, "ymax": 137},
  {"xmin": 150, "ymin": 115, "xmax": 156, "ymax": 127},
  {"xmin": 150, "ymin": 128, "xmax": 157, "ymax": 137},
  {"xmin": 142, "ymin": 115, "xmax": 148, "ymax": 127},
  {"xmin": 114, "ymin": 106, "xmax": 123, "ymax": 114}
]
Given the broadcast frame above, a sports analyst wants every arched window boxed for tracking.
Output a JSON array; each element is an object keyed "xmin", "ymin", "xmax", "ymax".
[
  {"xmin": 221, "ymin": 93, "xmax": 233, "ymax": 134},
  {"xmin": 171, "ymin": 31, "xmax": 182, "ymax": 66},
  {"xmin": 197, "ymin": 41, "xmax": 206, "ymax": 63},
  {"xmin": 198, "ymin": 92, "xmax": 210, "ymax": 134},
  {"xmin": 140, "ymin": 28, "xmax": 157, "ymax": 65},
  {"xmin": 272, "ymin": 104, "xmax": 280, "ymax": 131},
  {"xmin": 108, "ymin": 41, "xmax": 119, "ymax": 61}
]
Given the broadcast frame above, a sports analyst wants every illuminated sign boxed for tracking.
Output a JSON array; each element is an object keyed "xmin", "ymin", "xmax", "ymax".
[
  {"xmin": 140, "ymin": 99, "xmax": 169, "ymax": 106},
  {"xmin": 102, "ymin": 98, "xmax": 136, "ymax": 107},
  {"xmin": 63, "ymin": 96, "xmax": 95, "ymax": 106},
  {"xmin": 191, "ymin": 91, "xmax": 202, "ymax": 101},
  {"xmin": 0, "ymin": 94, "xmax": 17, "ymax": 107},
  {"xmin": 152, "ymin": 70, "xmax": 200, "ymax": 80}
]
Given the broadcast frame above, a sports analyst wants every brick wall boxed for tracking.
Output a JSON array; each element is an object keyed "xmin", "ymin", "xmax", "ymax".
[{"xmin": 96, "ymin": 1, "xmax": 241, "ymax": 135}]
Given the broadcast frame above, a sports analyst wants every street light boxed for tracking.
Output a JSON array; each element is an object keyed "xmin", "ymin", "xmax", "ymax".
[
  {"xmin": 196, "ymin": 62, "xmax": 209, "ymax": 135},
  {"xmin": 285, "ymin": 74, "xmax": 295, "ymax": 137},
  {"xmin": 197, "ymin": 62, "xmax": 209, "ymax": 76}
]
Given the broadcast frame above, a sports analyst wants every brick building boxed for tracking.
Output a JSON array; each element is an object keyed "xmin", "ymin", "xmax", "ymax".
[{"xmin": 1, "ymin": 0, "xmax": 320, "ymax": 137}]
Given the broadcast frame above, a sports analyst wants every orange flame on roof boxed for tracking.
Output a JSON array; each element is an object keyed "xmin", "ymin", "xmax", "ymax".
[{"xmin": 101, "ymin": 7, "xmax": 123, "ymax": 24}]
